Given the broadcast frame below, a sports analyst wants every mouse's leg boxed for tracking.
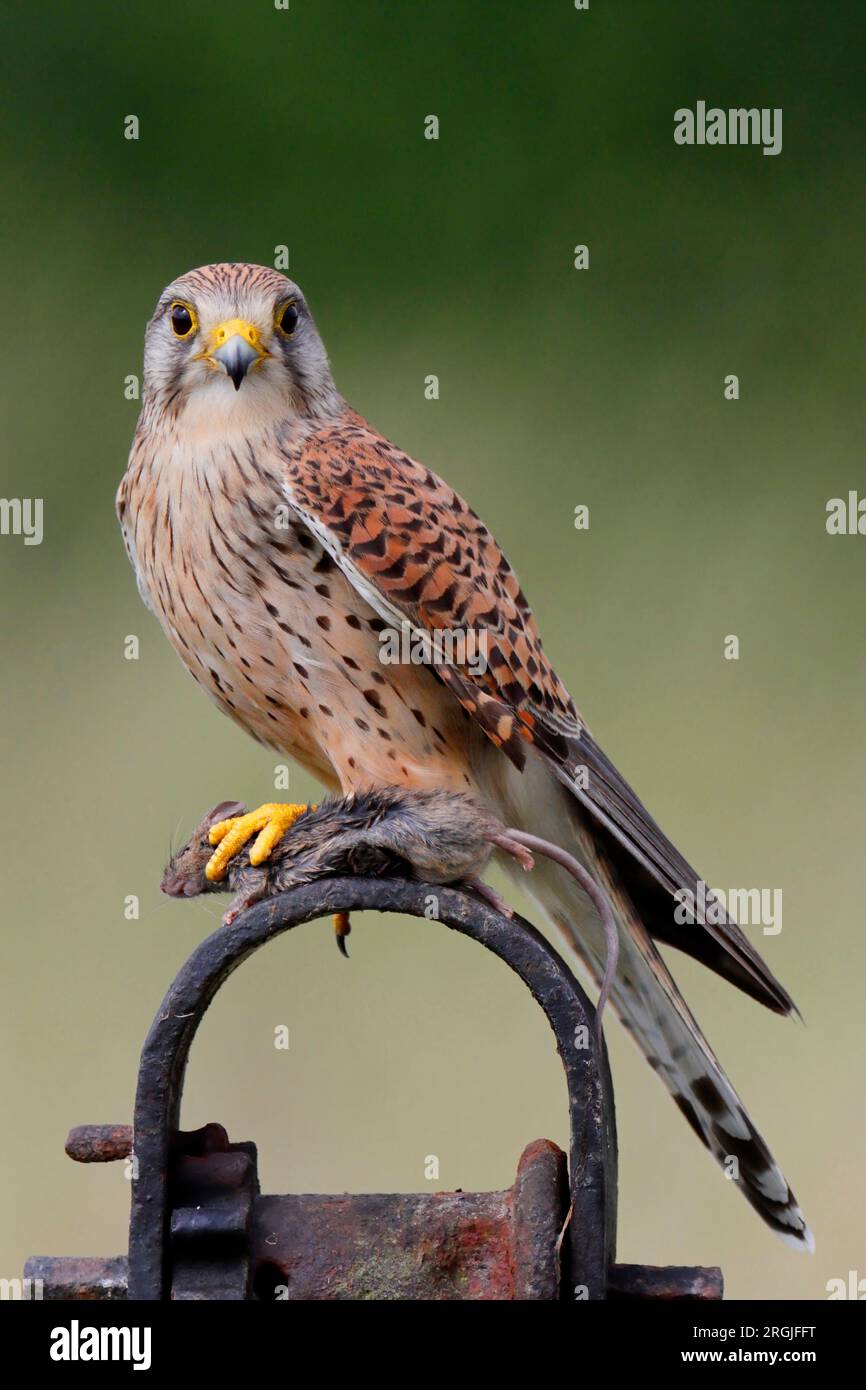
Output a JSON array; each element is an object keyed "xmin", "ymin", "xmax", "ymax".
[
  {"xmin": 489, "ymin": 832, "xmax": 535, "ymax": 873},
  {"xmin": 463, "ymin": 876, "xmax": 514, "ymax": 919},
  {"xmin": 206, "ymin": 802, "xmax": 315, "ymax": 882},
  {"xmin": 222, "ymin": 869, "xmax": 269, "ymax": 927}
]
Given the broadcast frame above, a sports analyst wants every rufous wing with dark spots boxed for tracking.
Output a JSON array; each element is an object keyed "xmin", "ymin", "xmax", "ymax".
[{"xmin": 280, "ymin": 416, "xmax": 796, "ymax": 1018}]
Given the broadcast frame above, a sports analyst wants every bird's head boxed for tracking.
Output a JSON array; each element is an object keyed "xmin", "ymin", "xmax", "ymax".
[{"xmin": 142, "ymin": 263, "xmax": 340, "ymax": 427}]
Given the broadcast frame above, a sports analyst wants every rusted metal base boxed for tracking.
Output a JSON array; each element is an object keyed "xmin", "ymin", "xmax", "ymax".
[
  {"xmin": 25, "ymin": 876, "xmax": 723, "ymax": 1301},
  {"xmin": 23, "ymin": 1255, "xmax": 129, "ymax": 1301},
  {"xmin": 249, "ymin": 1139, "xmax": 569, "ymax": 1301},
  {"xmin": 608, "ymin": 1264, "xmax": 724, "ymax": 1301},
  {"xmin": 27, "ymin": 1135, "xmax": 722, "ymax": 1300}
]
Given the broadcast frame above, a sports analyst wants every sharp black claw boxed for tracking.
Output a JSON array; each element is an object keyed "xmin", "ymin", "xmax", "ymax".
[{"xmin": 334, "ymin": 910, "xmax": 351, "ymax": 958}]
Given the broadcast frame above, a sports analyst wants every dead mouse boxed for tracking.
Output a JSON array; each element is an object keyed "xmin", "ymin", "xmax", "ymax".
[{"xmin": 161, "ymin": 787, "xmax": 619, "ymax": 1031}]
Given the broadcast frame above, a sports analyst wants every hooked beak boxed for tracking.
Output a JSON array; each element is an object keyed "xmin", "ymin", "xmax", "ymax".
[{"xmin": 206, "ymin": 318, "xmax": 267, "ymax": 389}]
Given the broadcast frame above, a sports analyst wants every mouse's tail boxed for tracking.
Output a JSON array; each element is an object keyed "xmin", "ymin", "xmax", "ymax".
[{"xmin": 491, "ymin": 828, "xmax": 619, "ymax": 1031}]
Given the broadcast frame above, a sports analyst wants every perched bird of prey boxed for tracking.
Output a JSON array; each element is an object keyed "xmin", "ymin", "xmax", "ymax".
[{"xmin": 118, "ymin": 262, "xmax": 811, "ymax": 1249}]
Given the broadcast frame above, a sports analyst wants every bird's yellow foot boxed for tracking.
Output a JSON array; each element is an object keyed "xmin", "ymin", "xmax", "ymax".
[
  {"xmin": 206, "ymin": 802, "xmax": 310, "ymax": 882},
  {"xmin": 334, "ymin": 910, "xmax": 351, "ymax": 958}
]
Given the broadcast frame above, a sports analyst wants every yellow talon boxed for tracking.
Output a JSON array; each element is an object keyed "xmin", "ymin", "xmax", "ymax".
[{"xmin": 205, "ymin": 802, "xmax": 310, "ymax": 882}]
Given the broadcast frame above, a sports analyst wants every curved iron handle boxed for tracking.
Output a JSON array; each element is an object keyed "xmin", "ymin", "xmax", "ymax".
[{"xmin": 128, "ymin": 877, "xmax": 618, "ymax": 1300}]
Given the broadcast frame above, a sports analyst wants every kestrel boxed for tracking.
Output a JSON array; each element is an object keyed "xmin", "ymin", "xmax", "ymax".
[{"xmin": 118, "ymin": 263, "xmax": 812, "ymax": 1249}]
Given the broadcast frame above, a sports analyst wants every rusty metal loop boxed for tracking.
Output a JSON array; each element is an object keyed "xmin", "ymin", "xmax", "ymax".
[{"xmin": 128, "ymin": 878, "xmax": 617, "ymax": 1300}]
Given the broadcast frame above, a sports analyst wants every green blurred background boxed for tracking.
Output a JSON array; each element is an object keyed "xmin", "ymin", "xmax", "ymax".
[{"xmin": 1, "ymin": 0, "xmax": 864, "ymax": 1300}]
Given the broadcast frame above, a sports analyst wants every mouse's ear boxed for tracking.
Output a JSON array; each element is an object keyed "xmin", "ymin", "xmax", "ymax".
[{"xmin": 204, "ymin": 800, "xmax": 246, "ymax": 827}]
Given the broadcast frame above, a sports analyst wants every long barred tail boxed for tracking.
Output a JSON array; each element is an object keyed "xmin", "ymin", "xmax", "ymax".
[{"xmin": 497, "ymin": 769, "xmax": 813, "ymax": 1251}]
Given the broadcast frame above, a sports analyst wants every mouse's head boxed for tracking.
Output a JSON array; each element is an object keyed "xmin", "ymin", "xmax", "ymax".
[{"xmin": 161, "ymin": 801, "xmax": 246, "ymax": 898}]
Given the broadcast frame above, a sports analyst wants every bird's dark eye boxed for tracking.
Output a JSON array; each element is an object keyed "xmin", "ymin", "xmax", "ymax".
[
  {"xmin": 169, "ymin": 302, "xmax": 195, "ymax": 338},
  {"xmin": 277, "ymin": 302, "xmax": 299, "ymax": 336}
]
